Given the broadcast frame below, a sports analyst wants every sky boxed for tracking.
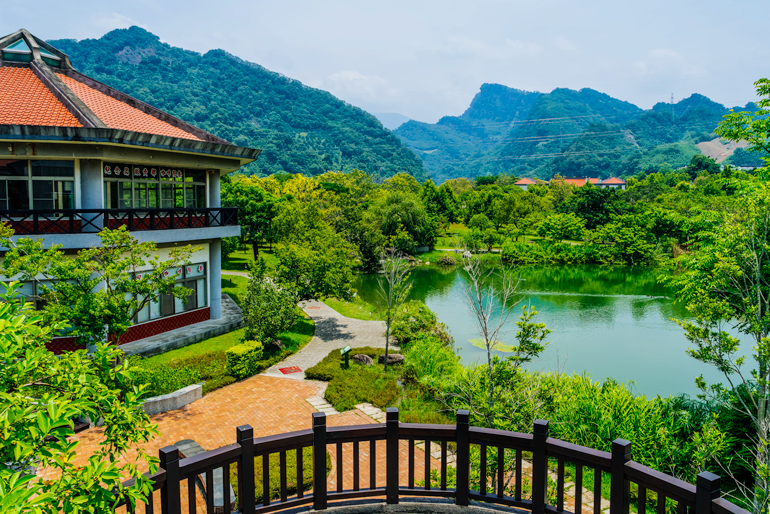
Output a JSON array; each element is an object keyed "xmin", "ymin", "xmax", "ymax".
[{"xmin": 3, "ymin": 0, "xmax": 768, "ymax": 123}]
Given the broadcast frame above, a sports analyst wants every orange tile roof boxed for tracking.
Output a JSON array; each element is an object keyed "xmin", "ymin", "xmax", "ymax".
[
  {"xmin": 602, "ymin": 177, "xmax": 626, "ymax": 184},
  {"xmin": 563, "ymin": 178, "xmax": 587, "ymax": 186},
  {"xmin": 515, "ymin": 177, "xmax": 537, "ymax": 185},
  {"xmin": 58, "ymin": 74, "xmax": 201, "ymax": 141},
  {"xmin": 588, "ymin": 178, "xmax": 601, "ymax": 185},
  {"xmin": 0, "ymin": 67, "xmax": 82, "ymax": 127}
]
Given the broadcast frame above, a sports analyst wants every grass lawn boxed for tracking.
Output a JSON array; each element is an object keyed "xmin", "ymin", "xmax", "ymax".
[
  {"xmin": 223, "ymin": 244, "xmax": 279, "ymax": 272},
  {"xmin": 222, "ymin": 275, "xmax": 248, "ymax": 307},
  {"xmin": 323, "ymin": 297, "xmax": 384, "ymax": 321}
]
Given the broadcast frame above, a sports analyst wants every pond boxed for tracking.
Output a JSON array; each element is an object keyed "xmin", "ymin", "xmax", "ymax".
[{"xmin": 353, "ymin": 264, "xmax": 735, "ymax": 399}]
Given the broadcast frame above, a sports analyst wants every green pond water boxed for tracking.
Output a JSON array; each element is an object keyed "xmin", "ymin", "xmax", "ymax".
[{"xmin": 353, "ymin": 264, "xmax": 736, "ymax": 399}]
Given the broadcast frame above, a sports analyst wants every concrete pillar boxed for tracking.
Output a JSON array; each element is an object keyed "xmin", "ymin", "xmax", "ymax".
[
  {"xmin": 209, "ymin": 238, "xmax": 222, "ymax": 319},
  {"xmin": 79, "ymin": 159, "xmax": 103, "ymax": 231},
  {"xmin": 208, "ymin": 170, "xmax": 221, "ymax": 208}
]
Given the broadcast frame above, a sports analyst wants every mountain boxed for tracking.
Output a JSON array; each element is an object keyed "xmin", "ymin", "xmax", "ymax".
[
  {"xmin": 50, "ymin": 27, "xmax": 425, "ymax": 180},
  {"xmin": 374, "ymin": 113, "xmax": 411, "ymax": 131},
  {"xmin": 395, "ymin": 84, "xmax": 755, "ymax": 181}
]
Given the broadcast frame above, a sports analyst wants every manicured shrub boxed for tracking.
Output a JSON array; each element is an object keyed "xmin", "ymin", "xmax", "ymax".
[
  {"xmin": 226, "ymin": 340, "xmax": 264, "ymax": 380},
  {"xmin": 203, "ymin": 375, "xmax": 236, "ymax": 394},
  {"xmin": 135, "ymin": 365, "xmax": 202, "ymax": 397},
  {"xmin": 305, "ymin": 346, "xmax": 382, "ymax": 381}
]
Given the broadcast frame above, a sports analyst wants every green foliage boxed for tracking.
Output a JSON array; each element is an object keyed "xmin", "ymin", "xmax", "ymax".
[
  {"xmin": 467, "ymin": 213, "xmax": 493, "ymax": 231},
  {"xmin": 52, "ymin": 27, "xmax": 425, "ymax": 180},
  {"xmin": 403, "ymin": 336, "xmax": 462, "ymax": 391},
  {"xmin": 558, "ymin": 184, "xmax": 626, "ymax": 230},
  {"xmin": 305, "ymin": 347, "xmax": 399, "ymax": 411},
  {"xmin": 134, "ymin": 364, "xmax": 202, "ymax": 397},
  {"xmin": 0, "ymin": 285, "xmax": 159, "ymax": 512},
  {"xmin": 243, "ymin": 258, "xmax": 297, "ymax": 341},
  {"xmin": 391, "ymin": 300, "xmax": 453, "ymax": 347},
  {"xmin": 0, "ymin": 226, "xmax": 197, "ymax": 346},
  {"xmin": 225, "ymin": 340, "xmax": 264, "ymax": 380},
  {"xmin": 367, "ymin": 190, "xmax": 438, "ymax": 253},
  {"xmin": 716, "ymin": 78, "xmax": 770, "ymax": 173},
  {"xmin": 536, "ymin": 212, "xmax": 586, "ymax": 243}
]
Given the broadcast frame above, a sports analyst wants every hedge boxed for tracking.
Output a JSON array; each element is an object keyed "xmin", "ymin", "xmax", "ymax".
[{"xmin": 226, "ymin": 340, "xmax": 264, "ymax": 380}]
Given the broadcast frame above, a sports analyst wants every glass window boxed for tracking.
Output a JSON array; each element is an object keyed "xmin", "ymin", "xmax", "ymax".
[
  {"xmin": 0, "ymin": 160, "xmax": 28, "ymax": 176},
  {"xmin": 7, "ymin": 181, "xmax": 29, "ymax": 209},
  {"xmin": 185, "ymin": 169, "xmax": 206, "ymax": 183},
  {"xmin": 160, "ymin": 183, "xmax": 175, "ymax": 208},
  {"xmin": 31, "ymin": 160, "xmax": 74, "ymax": 177},
  {"xmin": 105, "ymin": 181, "xmax": 133, "ymax": 209},
  {"xmin": 174, "ymin": 283, "xmax": 185, "ymax": 313},
  {"xmin": 184, "ymin": 280, "xmax": 198, "ymax": 311},
  {"xmin": 196, "ymin": 278, "xmax": 206, "ymax": 308}
]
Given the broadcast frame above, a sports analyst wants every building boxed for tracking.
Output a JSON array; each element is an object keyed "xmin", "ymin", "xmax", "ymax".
[
  {"xmin": 0, "ymin": 29, "xmax": 261, "ymax": 353},
  {"xmin": 598, "ymin": 177, "xmax": 626, "ymax": 190},
  {"xmin": 514, "ymin": 177, "xmax": 537, "ymax": 191}
]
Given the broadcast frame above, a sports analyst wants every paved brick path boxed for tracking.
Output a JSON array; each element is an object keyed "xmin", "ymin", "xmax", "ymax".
[{"xmin": 263, "ymin": 299, "xmax": 396, "ymax": 380}]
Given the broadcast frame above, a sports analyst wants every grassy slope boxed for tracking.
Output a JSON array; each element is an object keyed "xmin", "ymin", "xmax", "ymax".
[{"xmin": 323, "ymin": 297, "xmax": 384, "ymax": 321}]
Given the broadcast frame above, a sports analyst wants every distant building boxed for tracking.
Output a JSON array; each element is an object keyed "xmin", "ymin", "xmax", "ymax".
[
  {"xmin": 598, "ymin": 177, "xmax": 626, "ymax": 190},
  {"xmin": 514, "ymin": 177, "xmax": 537, "ymax": 191},
  {"xmin": 550, "ymin": 177, "xmax": 626, "ymax": 190}
]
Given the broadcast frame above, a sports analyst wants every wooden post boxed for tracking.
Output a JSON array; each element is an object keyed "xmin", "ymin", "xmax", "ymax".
[
  {"xmin": 237, "ymin": 425, "xmax": 255, "ymax": 514},
  {"xmin": 386, "ymin": 407, "xmax": 399, "ymax": 504},
  {"xmin": 455, "ymin": 409, "xmax": 470, "ymax": 506},
  {"xmin": 313, "ymin": 412, "xmax": 327, "ymax": 511},
  {"xmin": 532, "ymin": 420, "xmax": 549, "ymax": 514},
  {"xmin": 610, "ymin": 439, "xmax": 632, "ymax": 514},
  {"xmin": 159, "ymin": 446, "xmax": 181, "ymax": 514},
  {"xmin": 695, "ymin": 472, "xmax": 721, "ymax": 514}
]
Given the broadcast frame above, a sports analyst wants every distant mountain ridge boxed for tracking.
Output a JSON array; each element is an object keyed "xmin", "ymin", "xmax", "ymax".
[
  {"xmin": 395, "ymin": 84, "xmax": 760, "ymax": 181},
  {"xmin": 50, "ymin": 27, "xmax": 425, "ymax": 180}
]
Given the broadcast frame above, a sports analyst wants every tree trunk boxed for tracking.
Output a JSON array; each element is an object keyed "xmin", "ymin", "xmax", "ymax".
[
  {"xmin": 384, "ymin": 323, "xmax": 390, "ymax": 372},
  {"xmin": 487, "ymin": 343, "xmax": 493, "ymax": 410},
  {"xmin": 252, "ymin": 240, "xmax": 260, "ymax": 260}
]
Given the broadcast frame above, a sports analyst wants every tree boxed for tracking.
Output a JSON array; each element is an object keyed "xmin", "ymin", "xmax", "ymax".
[
  {"xmin": 377, "ymin": 250, "xmax": 413, "ymax": 371},
  {"xmin": 467, "ymin": 213, "xmax": 494, "ymax": 231},
  {"xmin": 457, "ymin": 244, "xmax": 550, "ymax": 414},
  {"xmin": 243, "ymin": 258, "xmax": 297, "ymax": 342},
  {"xmin": 686, "ymin": 154, "xmax": 721, "ymax": 180},
  {"xmin": 549, "ymin": 175, "xmax": 574, "ymax": 206},
  {"xmin": 0, "ymin": 285, "xmax": 158, "ymax": 513},
  {"xmin": 1, "ymin": 226, "xmax": 196, "ymax": 347},
  {"xmin": 366, "ymin": 191, "xmax": 437, "ymax": 253},
  {"xmin": 559, "ymin": 183, "xmax": 626, "ymax": 229},
  {"xmin": 592, "ymin": 213, "xmax": 657, "ymax": 265},
  {"xmin": 716, "ymin": 78, "xmax": 770, "ymax": 174},
  {"xmin": 222, "ymin": 177, "xmax": 277, "ymax": 259},
  {"xmin": 536, "ymin": 213, "xmax": 586, "ymax": 243},
  {"xmin": 670, "ymin": 183, "xmax": 770, "ymax": 513}
]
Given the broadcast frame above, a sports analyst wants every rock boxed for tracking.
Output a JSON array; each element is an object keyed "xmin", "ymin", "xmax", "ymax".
[
  {"xmin": 268, "ymin": 339, "xmax": 286, "ymax": 352},
  {"xmin": 352, "ymin": 354, "xmax": 374, "ymax": 366},
  {"xmin": 378, "ymin": 353, "xmax": 405, "ymax": 365},
  {"xmin": 463, "ymin": 250, "xmax": 472, "ymax": 258}
]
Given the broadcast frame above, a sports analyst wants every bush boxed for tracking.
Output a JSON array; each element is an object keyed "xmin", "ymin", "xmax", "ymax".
[
  {"xmin": 403, "ymin": 336, "xmax": 461, "ymax": 391},
  {"xmin": 135, "ymin": 365, "xmax": 202, "ymax": 398},
  {"xmin": 203, "ymin": 375, "xmax": 236, "ymax": 394},
  {"xmin": 226, "ymin": 340, "xmax": 264, "ymax": 380},
  {"xmin": 305, "ymin": 346, "xmax": 382, "ymax": 381},
  {"xmin": 391, "ymin": 300, "xmax": 453, "ymax": 347},
  {"xmin": 437, "ymin": 253, "xmax": 457, "ymax": 266},
  {"xmin": 244, "ymin": 258, "xmax": 298, "ymax": 341}
]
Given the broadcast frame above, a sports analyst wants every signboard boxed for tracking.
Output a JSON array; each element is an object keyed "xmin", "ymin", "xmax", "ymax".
[{"xmin": 340, "ymin": 345, "xmax": 351, "ymax": 355}]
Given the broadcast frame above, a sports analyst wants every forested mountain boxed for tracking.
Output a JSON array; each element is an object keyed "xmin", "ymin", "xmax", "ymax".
[
  {"xmin": 396, "ymin": 84, "xmax": 758, "ymax": 181},
  {"xmin": 51, "ymin": 27, "xmax": 425, "ymax": 180}
]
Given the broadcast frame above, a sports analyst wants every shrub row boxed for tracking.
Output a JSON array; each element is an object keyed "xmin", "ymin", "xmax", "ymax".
[{"xmin": 226, "ymin": 340, "xmax": 264, "ymax": 380}]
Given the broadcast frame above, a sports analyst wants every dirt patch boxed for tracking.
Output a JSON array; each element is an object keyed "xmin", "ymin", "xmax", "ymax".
[{"xmin": 696, "ymin": 137, "xmax": 748, "ymax": 163}]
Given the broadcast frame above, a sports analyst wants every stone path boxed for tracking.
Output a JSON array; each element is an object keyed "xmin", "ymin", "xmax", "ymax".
[
  {"xmin": 221, "ymin": 270, "xmax": 249, "ymax": 277},
  {"xmin": 262, "ymin": 299, "xmax": 394, "ymax": 381}
]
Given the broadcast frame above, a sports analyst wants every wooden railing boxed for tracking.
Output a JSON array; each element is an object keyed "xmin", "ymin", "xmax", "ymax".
[
  {"xmin": 119, "ymin": 409, "xmax": 749, "ymax": 514},
  {"xmin": 0, "ymin": 207, "xmax": 238, "ymax": 235}
]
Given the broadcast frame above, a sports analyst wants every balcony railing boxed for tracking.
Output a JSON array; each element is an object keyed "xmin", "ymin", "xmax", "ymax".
[
  {"xmin": 0, "ymin": 208, "xmax": 238, "ymax": 235},
  {"xmin": 116, "ymin": 409, "xmax": 749, "ymax": 514}
]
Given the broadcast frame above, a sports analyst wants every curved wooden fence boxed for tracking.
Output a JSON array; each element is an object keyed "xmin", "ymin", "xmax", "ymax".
[{"xmin": 121, "ymin": 408, "xmax": 748, "ymax": 514}]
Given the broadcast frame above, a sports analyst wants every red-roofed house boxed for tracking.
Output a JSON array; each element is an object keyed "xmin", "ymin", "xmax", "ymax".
[
  {"xmin": 0, "ymin": 29, "xmax": 261, "ymax": 354},
  {"xmin": 599, "ymin": 177, "xmax": 627, "ymax": 190},
  {"xmin": 514, "ymin": 177, "xmax": 537, "ymax": 191}
]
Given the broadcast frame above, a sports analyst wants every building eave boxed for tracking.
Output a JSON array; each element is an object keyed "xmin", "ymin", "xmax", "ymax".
[{"xmin": 0, "ymin": 125, "xmax": 261, "ymax": 168}]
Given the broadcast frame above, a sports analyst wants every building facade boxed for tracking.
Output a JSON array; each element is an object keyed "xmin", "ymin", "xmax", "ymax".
[{"xmin": 0, "ymin": 29, "xmax": 260, "ymax": 352}]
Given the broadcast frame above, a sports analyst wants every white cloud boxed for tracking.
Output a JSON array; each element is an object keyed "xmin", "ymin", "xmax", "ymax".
[{"xmin": 91, "ymin": 13, "xmax": 150, "ymax": 32}]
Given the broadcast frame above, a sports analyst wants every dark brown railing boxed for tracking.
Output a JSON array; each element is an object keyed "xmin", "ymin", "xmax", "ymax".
[
  {"xmin": 0, "ymin": 208, "xmax": 238, "ymax": 235},
  {"xmin": 119, "ymin": 409, "xmax": 749, "ymax": 514}
]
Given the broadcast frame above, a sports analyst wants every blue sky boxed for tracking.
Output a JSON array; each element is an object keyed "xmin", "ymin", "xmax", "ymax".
[{"xmin": 3, "ymin": 0, "xmax": 767, "ymax": 123}]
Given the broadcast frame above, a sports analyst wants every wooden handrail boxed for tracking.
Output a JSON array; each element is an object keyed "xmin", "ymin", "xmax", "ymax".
[{"xmin": 117, "ymin": 409, "xmax": 749, "ymax": 514}]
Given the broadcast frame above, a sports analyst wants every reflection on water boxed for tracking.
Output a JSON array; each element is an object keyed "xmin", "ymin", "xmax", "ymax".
[{"xmin": 353, "ymin": 264, "xmax": 734, "ymax": 399}]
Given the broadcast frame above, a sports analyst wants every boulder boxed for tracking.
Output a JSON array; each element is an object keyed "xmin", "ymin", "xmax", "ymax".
[
  {"xmin": 352, "ymin": 354, "xmax": 374, "ymax": 366},
  {"xmin": 378, "ymin": 353, "xmax": 405, "ymax": 365},
  {"xmin": 267, "ymin": 339, "xmax": 286, "ymax": 353}
]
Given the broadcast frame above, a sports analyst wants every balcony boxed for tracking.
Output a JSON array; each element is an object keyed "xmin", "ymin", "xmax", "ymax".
[
  {"xmin": 0, "ymin": 207, "xmax": 238, "ymax": 235},
  {"xmin": 115, "ymin": 409, "xmax": 748, "ymax": 514}
]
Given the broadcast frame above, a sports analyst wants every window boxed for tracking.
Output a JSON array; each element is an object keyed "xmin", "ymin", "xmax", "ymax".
[
  {"xmin": 0, "ymin": 160, "xmax": 74, "ymax": 211},
  {"xmin": 134, "ymin": 262, "xmax": 208, "ymax": 323},
  {"xmin": 104, "ymin": 163, "xmax": 207, "ymax": 210}
]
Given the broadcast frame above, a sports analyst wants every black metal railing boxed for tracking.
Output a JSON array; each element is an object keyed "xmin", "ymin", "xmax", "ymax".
[
  {"xmin": 0, "ymin": 208, "xmax": 238, "ymax": 235},
  {"xmin": 114, "ymin": 409, "xmax": 750, "ymax": 514}
]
